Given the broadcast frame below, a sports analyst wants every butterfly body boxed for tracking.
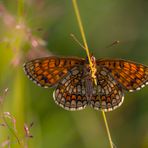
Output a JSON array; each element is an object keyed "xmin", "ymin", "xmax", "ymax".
[{"xmin": 23, "ymin": 56, "xmax": 148, "ymax": 111}]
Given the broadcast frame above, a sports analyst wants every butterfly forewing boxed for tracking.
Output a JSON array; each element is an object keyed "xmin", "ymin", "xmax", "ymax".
[
  {"xmin": 97, "ymin": 59, "xmax": 148, "ymax": 92},
  {"xmin": 23, "ymin": 57, "xmax": 85, "ymax": 88}
]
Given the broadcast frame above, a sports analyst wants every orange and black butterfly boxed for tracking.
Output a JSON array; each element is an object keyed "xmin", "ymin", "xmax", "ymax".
[{"xmin": 23, "ymin": 56, "xmax": 148, "ymax": 111}]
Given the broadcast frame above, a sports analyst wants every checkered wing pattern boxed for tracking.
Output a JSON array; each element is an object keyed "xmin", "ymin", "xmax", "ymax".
[
  {"xmin": 97, "ymin": 59, "xmax": 148, "ymax": 92},
  {"xmin": 53, "ymin": 66, "xmax": 87, "ymax": 111},
  {"xmin": 23, "ymin": 56, "xmax": 148, "ymax": 112},
  {"xmin": 23, "ymin": 57, "xmax": 85, "ymax": 88},
  {"xmin": 90, "ymin": 66, "xmax": 124, "ymax": 111}
]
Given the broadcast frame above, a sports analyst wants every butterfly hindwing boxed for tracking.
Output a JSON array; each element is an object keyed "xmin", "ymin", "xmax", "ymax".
[
  {"xmin": 53, "ymin": 66, "xmax": 87, "ymax": 110},
  {"xmin": 90, "ymin": 66, "xmax": 124, "ymax": 111}
]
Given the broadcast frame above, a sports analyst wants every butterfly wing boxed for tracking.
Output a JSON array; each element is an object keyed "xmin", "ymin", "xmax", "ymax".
[
  {"xmin": 90, "ymin": 66, "xmax": 124, "ymax": 111},
  {"xmin": 23, "ymin": 56, "xmax": 85, "ymax": 88},
  {"xmin": 97, "ymin": 59, "xmax": 148, "ymax": 92},
  {"xmin": 53, "ymin": 66, "xmax": 87, "ymax": 111}
]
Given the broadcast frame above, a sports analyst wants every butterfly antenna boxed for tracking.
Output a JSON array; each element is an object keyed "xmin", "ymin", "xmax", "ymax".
[
  {"xmin": 106, "ymin": 40, "xmax": 120, "ymax": 48},
  {"xmin": 70, "ymin": 33, "xmax": 86, "ymax": 51}
]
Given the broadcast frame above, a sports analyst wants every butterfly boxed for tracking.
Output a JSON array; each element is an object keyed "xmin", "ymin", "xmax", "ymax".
[{"xmin": 23, "ymin": 56, "xmax": 148, "ymax": 112}]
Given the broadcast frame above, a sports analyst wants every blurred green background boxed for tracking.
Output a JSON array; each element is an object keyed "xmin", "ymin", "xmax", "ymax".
[{"xmin": 0, "ymin": 0, "xmax": 148, "ymax": 147}]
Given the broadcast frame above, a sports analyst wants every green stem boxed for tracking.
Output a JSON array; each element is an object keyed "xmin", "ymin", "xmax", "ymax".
[{"xmin": 72, "ymin": 0, "xmax": 114, "ymax": 148}]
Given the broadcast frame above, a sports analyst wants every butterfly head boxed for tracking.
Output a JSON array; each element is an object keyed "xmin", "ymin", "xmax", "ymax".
[
  {"xmin": 85, "ymin": 54, "xmax": 96, "ymax": 65},
  {"xmin": 85, "ymin": 55, "xmax": 97, "ymax": 79}
]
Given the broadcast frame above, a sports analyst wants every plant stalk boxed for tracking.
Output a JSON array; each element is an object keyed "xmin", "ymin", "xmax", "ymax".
[{"xmin": 72, "ymin": 0, "xmax": 114, "ymax": 147}]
